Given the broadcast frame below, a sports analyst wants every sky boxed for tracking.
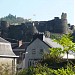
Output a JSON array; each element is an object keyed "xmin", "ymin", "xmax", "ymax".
[{"xmin": 0, "ymin": 0, "xmax": 74, "ymax": 25}]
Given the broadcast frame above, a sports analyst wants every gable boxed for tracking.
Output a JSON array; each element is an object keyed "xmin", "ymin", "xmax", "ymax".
[
  {"xmin": 29, "ymin": 38, "xmax": 51, "ymax": 48},
  {"xmin": 28, "ymin": 38, "xmax": 51, "ymax": 49},
  {"xmin": 26, "ymin": 38, "xmax": 50, "ymax": 59}
]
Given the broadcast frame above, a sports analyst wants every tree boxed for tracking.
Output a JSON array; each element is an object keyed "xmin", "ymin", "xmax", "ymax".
[
  {"xmin": 52, "ymin": 34, "xmax": 75, "ymax": 62},
  {"xmin": 0, "ymin": 14, "xmax": 30, "ymax": 24}
]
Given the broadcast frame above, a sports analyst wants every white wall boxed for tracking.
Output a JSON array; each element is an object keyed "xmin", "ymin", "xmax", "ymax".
[
  {"xmin": 24, "ymin": 38, "xmax": 50, "ymax": 69},
  {"xmin": 0, "ymin": 57, "xmax": 17, "ymax": 75}
]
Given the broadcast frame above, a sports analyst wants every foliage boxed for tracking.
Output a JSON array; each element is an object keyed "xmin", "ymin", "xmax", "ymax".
[
  {"xmin": 49, "ymin": 34, "xmax": 75, "ymax": 63},
  {"xmin": 17, "ymin": 64, "xmax": 75, "ymax": 75},
  {"xmin": 0, "ymin": 14, "xmax": 30, "ymax": 24},
  {"xmin": 54, "ymin": 34, "xmax": 75, "ymax": 53},
  {"xmin": 41, "ymin": 33, "xmax": 75, "ymax": 68},
  {"xmin": 42, "ymin": 52, "xmax": 63, "ymax": 67},
  {"xmin": 17, "ymin": 64, "xmax": 53, "ymax": 75},
  {"xmin": 17, "ymin": 34, "xmax": 75, "ymax": 75},
  {"xmin": 50, "ymin": 33, "xmax": 62, "ymax": 40},
  {"xmin": 53, "ymin": 66, "xmax": 75, "ymax": 75},
  {"xmin": 49, "ymin": 48, "xmax": 63, "ymax": 57}
]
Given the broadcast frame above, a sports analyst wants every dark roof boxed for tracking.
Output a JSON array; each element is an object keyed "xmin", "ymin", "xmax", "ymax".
[
  {"xmin": 12, "ymin": 42, "xmax": 30, "ymax": 49},
  {"xmin": 27, "ymin": 37, "xmax": 63, "ymax": 49},
  {"xmin": 27, "ymin": 38, "xmax": 51, "ymax": 48},
  {"xmin": 11, "ymin": 43, "xmax": 18, "ymax": 49},
  {"xmin": 12, "ymin": 42, "xmax": 30, "ymax": 62},
  {"xmin": 18, "ymin": 42, "xmax": 30, "ymax": 49},
  {"xmin": 12, "ymin": 42, "xmax": 30, "ymax": 57},
  {"xmin": 33, "ymin": 34, "xmax": 44, "ymax": 41},
  {"xmin": 5, "ymin": 38, "xmax": 17, "ymax": 43}
]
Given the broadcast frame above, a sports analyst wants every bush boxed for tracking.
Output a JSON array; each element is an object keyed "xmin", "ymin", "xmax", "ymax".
[{"xmin": 17, "ymin": 64, "xmax": 75, "ymax": 75}]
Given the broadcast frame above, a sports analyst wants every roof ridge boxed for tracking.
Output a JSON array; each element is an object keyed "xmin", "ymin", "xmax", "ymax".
[{"xmin": 0, "ymin": 37, "xmax": 10, "ymax": 43}]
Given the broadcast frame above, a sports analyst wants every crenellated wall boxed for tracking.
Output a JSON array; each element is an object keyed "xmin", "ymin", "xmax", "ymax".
[{"xmin": 0, "ymin": 13, "xmax": 73, "ymax": 41}]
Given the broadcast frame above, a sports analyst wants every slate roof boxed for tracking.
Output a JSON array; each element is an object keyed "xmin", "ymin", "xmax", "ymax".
[
  {"xmin": 44, "ymin": 38, "xmax": 75, "ymax": 59},
  {"xmin": 12, "ymin": 42, "xmax": 30, "ymax": 49},
  {"xmin": 0, "ymin": 37, "xmax": 18, "ymax": 58},
  {"xmin": 12, "ymin": 42, "xmax": 30, "ymax": 64},
  {"xmin": 44, "ymin": 37, "xmax": 63, "ymax": 49},
  {"xmin": 32, "ymin": 34, "xmax": 63, "ymax": 49},
  {"xmin": 12, "ymin": 42, "xmax": 30, "ymax": 58},
  {"xmin": 27, "ymin": 36, "xmax": 63, "ymax": 50},
  {"xmin": 0, "ymin": 37, "xmax": 10, "ymax": 43}
]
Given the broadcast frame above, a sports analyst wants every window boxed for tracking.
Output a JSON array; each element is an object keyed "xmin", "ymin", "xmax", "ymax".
[
  {"xmin": 32, "ymin": 49, "xmax": 36, "ymax": 54},
  {"xmin": 40, "ymin": 49, "xmax": 43, "ymax": 54},
  {"xmin": 29, "ymin": 61, "xmax": 31, "ymax": 66},
  {"xmin": 28, "ymin": 60, "xmax": 33, "ymax": 67}
]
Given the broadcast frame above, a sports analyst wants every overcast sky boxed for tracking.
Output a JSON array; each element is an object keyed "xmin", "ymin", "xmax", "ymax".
[{"xmin": 0, "ymin": 0, "xmax": 74, "ymax": 25}]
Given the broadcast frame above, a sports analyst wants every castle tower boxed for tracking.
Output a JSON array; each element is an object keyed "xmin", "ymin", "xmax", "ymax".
[
  {"xmin": 61, "ymin": 13, "xmax": 68, "ymax": 34},
  {"xmin": 1, "ymin": 21, "xmax": 9, "ymax": 30},
  {"xmin": 1, "ymin": 21, "xmax": 9, "ymax": 38}
]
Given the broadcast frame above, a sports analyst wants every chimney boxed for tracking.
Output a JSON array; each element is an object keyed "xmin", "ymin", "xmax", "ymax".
[
  {"xmin": 18, "ymin": 40, "xmax": 22, "ymax": 47},
  {"xmin": 33, "ymin": 33, "xmax": 45, "ymax": 41}
]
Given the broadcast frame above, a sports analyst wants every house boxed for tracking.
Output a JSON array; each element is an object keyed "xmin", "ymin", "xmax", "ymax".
[
  {"xmin": 12, "ymin": 40, "xmax": 30, "ymax": 69},
  {"xmin": 0, "ymin": 37, "xmax": 18, "ymax": 75},
  {"xmin": 22, "ymin": 34, "xmax": 63, "ymax": 69},
  {"xmin": 62, "ymin": 51, "xmax": 75, "ymax": 60}
]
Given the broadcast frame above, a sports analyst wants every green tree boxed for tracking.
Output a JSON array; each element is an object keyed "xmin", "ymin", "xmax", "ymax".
[
  {"xmin": 17, "ymin": 64, "xmax": 75, "ymax": 75},
  {"xmin": 52, "ymin": 34, "xmax": 75, "ymax": 62},
  {"xmin": 0, "ymin": 14, "xmax": 30, "ymax": 24}
]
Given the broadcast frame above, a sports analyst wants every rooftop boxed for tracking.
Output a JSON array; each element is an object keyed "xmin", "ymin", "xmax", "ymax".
[{"xmin": 0, "ymin": 37, "xmax": 18, "ymax": 58}]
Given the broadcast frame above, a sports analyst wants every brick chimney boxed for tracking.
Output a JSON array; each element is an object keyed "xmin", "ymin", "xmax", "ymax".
[{"xmin": 18, "ymin": 40, "xmax": 22, "ymax": 47}]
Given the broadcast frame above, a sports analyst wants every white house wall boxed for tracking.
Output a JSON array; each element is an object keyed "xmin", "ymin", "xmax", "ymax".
[
  {"xmin": 24, "ymin": 38, "xmax": 50, "ymax": 69},
  {"xmin": 0, "ymin": 58, "xmax": 17, "ymax": 75},
  {"xmin": 0, "ymin": 37, "xmax": 18, "ymax": 75},
  {"xmin": 0, "ymin": 58, "xmax": 13, "ymax": 64}
]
